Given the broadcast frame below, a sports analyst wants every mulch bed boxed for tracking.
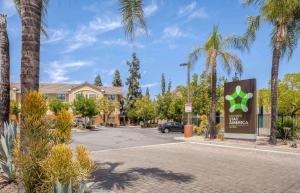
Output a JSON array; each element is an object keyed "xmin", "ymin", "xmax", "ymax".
[{"xmin": 0, "ymin": 173, "xmax": 18, "ymax": 193}]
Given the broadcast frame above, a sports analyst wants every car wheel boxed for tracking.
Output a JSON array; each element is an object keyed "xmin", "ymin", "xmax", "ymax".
[{"xmin": 164, "ymin": 128, "xmax": 169, "ymax": 133}]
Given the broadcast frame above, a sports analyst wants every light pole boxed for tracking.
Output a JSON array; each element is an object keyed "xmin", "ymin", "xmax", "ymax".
[{"xmin": 180, "ymin": 62, "xmax": 193, "ymax": 137}]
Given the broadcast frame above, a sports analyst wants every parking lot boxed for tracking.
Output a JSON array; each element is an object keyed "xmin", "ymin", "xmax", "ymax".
[{"xmin": 72, "ymin": 127, "xmax": 300, "ymax": 193}]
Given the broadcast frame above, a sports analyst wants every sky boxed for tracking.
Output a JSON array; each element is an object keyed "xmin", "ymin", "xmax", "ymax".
[{"xmin": 1, "ymin": 0, "xmax": 300, "ymax": 97}]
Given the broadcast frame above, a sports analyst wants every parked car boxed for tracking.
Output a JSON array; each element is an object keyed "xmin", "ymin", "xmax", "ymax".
[{"xmin": 158, "ymin": 122, "xmax": 184, "ymax": 133}]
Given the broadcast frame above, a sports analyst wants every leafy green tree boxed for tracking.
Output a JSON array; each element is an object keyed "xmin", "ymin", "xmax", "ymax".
[
  {"xmin": 125, "ymin": 52, "xmax": 142, "ymax": 115},
  {"xmin": 49, "ymin": 99, "xmax": 69, "ymax": 115},
  {"xmin": 167, "ymin": 80, "xmax": 172, "ymax": 93},
  {"xmin": 161, "ymin": 73, "xmax": 166, "ymax": 95},
  {"xmin": 244, "ymin": 0, "xmax": 300, "ymax": 144},
  {"xmin": 189, "ymin": 26, "xmax": 244, "ymax": 138},
  {"xmin": 112, "ymin": 70, "xmax": 123, "ymax": 87},
  {"xmin": 72, "ymin": 95, "xmax": 98, "ymax": 128},
  {"xmin": 132, "ymin": 96, "xmax": 156, "ymax": 126},
  {"xmin": 94, "ymin": 74, "xmax": 103, "ymax": 87},
  {"xmin": 145, "ymin": 88, "xmax": 150, "ymax": 98},
  {"xmin": 168, "ymin": 96, "xmax": 185, "ymax": 122},
  {"xmin": 156, "ymin": 93, "xmax": 172, "ymax": 120},
  {"xmin": 97, "ymin": 97, "xmax": 116, "ymax": 124},
  {"xmin": 10, "ymin": 100, "xmax": 20, "ymax": 117}
]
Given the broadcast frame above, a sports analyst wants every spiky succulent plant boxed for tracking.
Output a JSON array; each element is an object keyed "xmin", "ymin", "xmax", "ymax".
[
  {"xmin": 0, "ymin": 122, "xmax": 18, "ymax": 182},
  {"xmin": 54, "ymin": 180, "xmax": 86, "ymax": 193}
]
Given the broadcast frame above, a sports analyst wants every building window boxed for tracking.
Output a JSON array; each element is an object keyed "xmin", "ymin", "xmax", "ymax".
[
  {"xmin": 57, "ymin": 94, "xmax": 66, "ymax": 100},
  {"xmin": 107, "ymin": 95, "xmax": 116, "ymax": 101}
]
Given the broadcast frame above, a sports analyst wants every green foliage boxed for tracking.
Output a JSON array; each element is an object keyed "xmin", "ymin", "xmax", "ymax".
[
  {"xmin": 195, "ymin": 115, "xmax": 209, "ymax": 136},
  {"xmin": 168, "ymin": 95, "xmax": 185, "ymax": 122},
  {"xmin": 10, "ymin": 100, "xmax": 20, "ymax": 116},
  {"xmin": 156, "ymin": 93, "xmax": 172, "ymax": 120},
  {"xmin": 94, "ymin": 74, "xmax": 103, "ymax": 87},
  {"xmin": 125, "ymin": 52, "xmax": 142, "ymax": 115},
  {"xmin": 112, "ymin": 70, "xmax": 123, "ymax": 87},
  {"xmin": 276, "ymin": 117, "xmax": 296, "ymax": 140},
  {"xmin": 161, "ymin": 73, "xmax": 166, "ymax": 95},
  {"xmin": 0, "ymin": 122, "xmax": 18, "ymax": 182},
  {"xmin": 145, "ymin": 87, "xmax": 150, "ymax": 98},
  {"xmin": 73, "ymin": 95, "xmax": 98, "ymax": 127},
  {"xmin": 131, "ymin": 97, "xmax": 156, "ymax": 127},
  {"xmin": 49, "ymin": 99, "xmax": 69, "ymax": 115},
  {"xmin": 97, "ymin": 97, "xmax": 116, "ymax": 124},
  {"xmin": 167, "ymin": 80, "xmax": 172, "ymax": 93},
  {"xmin": 54, "ymin": 180, "xmax": 85, "ymax": 193}
]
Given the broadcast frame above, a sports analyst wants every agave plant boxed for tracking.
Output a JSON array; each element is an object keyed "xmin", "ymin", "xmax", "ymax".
[
  {"xmin": 54, "ymin": 180, "xmax": 86, "ymax": 193},
  {"xmin": 0, "ymin": 122, "xmax": 18, "ymax": 182}
]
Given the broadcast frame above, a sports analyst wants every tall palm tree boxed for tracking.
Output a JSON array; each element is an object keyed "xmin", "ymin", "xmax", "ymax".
[
  {"xmin": 189, "ymin": 26, "xmax": 244, "ymax": 139},
  {"xmin": 13, "ymin": 0, "xmax": 147, "ymax": 98},
  {"xmin": 244, "ymin": 0, "xmax": 300, "ymax": 144},
  {"xmin": 0, "ymin": 14, "xmax": 10, "ymax": 135}
]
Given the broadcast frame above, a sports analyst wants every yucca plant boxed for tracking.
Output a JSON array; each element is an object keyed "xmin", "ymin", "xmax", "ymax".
[
  {"xmin": 54, "ymin": 180, "xmax": 85, "ymax": 193},
  {"xmin": 0, "ymin": 122, "xmax": 18, "ymax": 182}
]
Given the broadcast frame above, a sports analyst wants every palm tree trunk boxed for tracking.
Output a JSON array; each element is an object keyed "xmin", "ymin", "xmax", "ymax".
[
  {"xmin": 20, "ymin": 0, "xmax": 42, "ymax": 96},
  {"xmin": 210, "ymin": 51, "xmax": 217, "ymax": 139},
  {"xmin": 270, "ymin": 36, "xmax": 282, "ymax": 145},
  {"xmin": 0, "ymin": 14, "xmax": 10, "ymax": 135}
]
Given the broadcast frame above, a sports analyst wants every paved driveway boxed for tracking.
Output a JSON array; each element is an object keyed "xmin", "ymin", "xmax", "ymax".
[
  {"xmin": 71, "ymin": 127, "xmax": 182, "ymax": 151},
  {"xmin": 72, "ymin": 127, "xmax": 300, "ymax": 193}
]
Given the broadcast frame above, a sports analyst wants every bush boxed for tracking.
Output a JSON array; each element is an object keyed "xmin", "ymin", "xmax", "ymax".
[
  {"xmin": 276, "ymin": 117, "xmax": 296, "ymax": 140},
  {"xmin": 195, "ymin": 115, "xmax": 209, "ymax": 137},
  {"xmin": 49, "ymin": 99, "xmax": 69, "ymax": 115},
  {"xmin": 53, "ymin": 109, "xmax": 73, "ymax": 144},
  {"xmin": 13, "ymin": 91, "xmax": 94, "ymax": 193}
]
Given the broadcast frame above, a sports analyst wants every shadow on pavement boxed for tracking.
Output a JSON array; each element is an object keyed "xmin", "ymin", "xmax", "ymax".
[{"xmin": 91, "ymin": 162, "xmax": 194, "ymax": 191}]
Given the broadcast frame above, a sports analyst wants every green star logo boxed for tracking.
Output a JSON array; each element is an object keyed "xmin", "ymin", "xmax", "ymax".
[{"xmin": 225, "ymin": 85, "xmax": 253, "ymax": 113}]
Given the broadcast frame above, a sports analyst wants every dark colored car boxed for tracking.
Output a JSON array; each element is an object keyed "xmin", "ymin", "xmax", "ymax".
[{"xmin": 158, "ymin": 122, "xmax": 184, "ymax": 133}]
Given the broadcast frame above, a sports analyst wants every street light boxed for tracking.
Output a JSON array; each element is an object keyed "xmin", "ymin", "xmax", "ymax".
[{"xmin": 180, "ymin": 62, "xmax": 193, "ymax": 137}]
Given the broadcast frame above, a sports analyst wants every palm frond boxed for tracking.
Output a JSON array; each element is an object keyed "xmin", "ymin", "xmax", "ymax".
[
  {"xmin": 219, "ymin": 51, "xmax": 243, "ymax": 75},
  {"xmin": 222, "ymin": 35, "xmax": 249, "ymax": 52},
  {"xmin": 205, "ymin": 49, "xmax": 213, "ymax": 71},
  {"xmin": 205, "ymin": 25, "xmax": 221, "ymax": 51},
  {"xmin": 119, "ymin": 0, "xmax": 147, "ymax": 42},
  {"xmin": 243, "ymin": 0, "xmax": 265, "ymax": 6},
  {"xmin": 13, "ymin": 0, "xmax": 20, "ymax": 14},
  {"xmin": 245, "ymin": 15, "xmax": 260, "ymax": 43},
  {"xmin": 188, "ymin": 47, "xmax": 204, "ymax": 66}
]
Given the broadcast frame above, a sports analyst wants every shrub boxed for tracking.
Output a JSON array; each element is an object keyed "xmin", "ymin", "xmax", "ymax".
[
  {"xmin": 10, "ymin": 100, "xmax": 20, "ymax": 117},
  {"xmin": 0, "ymin": 122, "xmax": 18, "ymax": 182},
  {"xmin": 53, "ymin": 109, "xmax": 73, "ymax": 144},
  {"xmin": 195, "ymin": 115, "xmax": 209, "ymax": 137},
  {"xmin": 276, "ymin": 117, "xmax": 296, "ymax": 140},
  {"xmin": 49, "ymin": 99, "xmax": 69, "ymax": 115}
]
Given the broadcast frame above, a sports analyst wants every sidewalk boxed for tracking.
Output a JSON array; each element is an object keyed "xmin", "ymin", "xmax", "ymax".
[{"xmin": 174, "ymin": 135, "xmax": 300, "ymax": 154}]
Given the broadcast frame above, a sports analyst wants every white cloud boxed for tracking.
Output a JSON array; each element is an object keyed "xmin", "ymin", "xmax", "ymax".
[
  {"xmin": 0, "ymin": 0, "xmax": 16, "ymax": 17},
  {"xmin": 162, "ymin": 25, "xmax": 185, "ymax": 39},
  {"xmin": 43, "ymin": 28, "xmax": 69, "ymax": 44},
  {"xmin": 45, "ymin": 60, "xmax": 91, "ymax": 83},
  {"xmin": 141, "ymin": 82, "xmax": 159, "ymax": 88},
  {"xmin": 102, "ymin": 38, "xmax": 144, "ymax": 48},
  {"xmin": 144, "ymin": 1, "xmax": 158, "ymax": 17},
  {"xmin": 177, "ymin": 1, "xmax": 208, "ymax": 21},
  {"xmin": 64, "ymin": 16, "xmax": 122, "ymax": 53}
]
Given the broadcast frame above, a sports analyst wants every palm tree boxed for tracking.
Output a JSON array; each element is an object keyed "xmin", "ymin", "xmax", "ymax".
[
  {"xmin": 0, "ymin": 14, "xmax": 10, "ymax": 135},
  {"xmin": 188, "ymin": 26, "xmax": 244, "ymax": 139},
  {"xmin": 13, "ymin": 0, "xmax": 147, "ymax": 95},
  {"xmin": 244, "ymin": 0, "xmax": 300, "ymax": 144}
]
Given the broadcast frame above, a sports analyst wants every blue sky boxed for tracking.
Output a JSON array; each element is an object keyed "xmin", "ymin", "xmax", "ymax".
[{"xmin": 1, "ymin": 0, "xmax": 300, "ymax": 97}]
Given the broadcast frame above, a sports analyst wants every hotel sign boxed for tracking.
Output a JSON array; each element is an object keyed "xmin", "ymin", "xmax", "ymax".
[{"xmin": 224, "ymin": 79, "xmax": 257, "ymax": 140}]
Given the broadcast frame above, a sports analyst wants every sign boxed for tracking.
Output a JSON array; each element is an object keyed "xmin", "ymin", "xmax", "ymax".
[
  {"xmin": 224, "ymin": 79, "xmax": 257, "ymax": 140},
  {"xmin": 185, "ymin": 103, "xmax": 192, "ymax": 113}
]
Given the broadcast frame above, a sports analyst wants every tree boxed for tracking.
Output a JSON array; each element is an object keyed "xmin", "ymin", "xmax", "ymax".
[
  {"xmin": 10, "ymin": 100, "xmax": 20, "ymax": 117},
  {"xmin": 72, "ymin": 95, "xmax": 98, "ymax": 128},
  {"xmin": 94, "ymin": 74, "xmax": 103, "ymax": 87},
  {"xmin": 168, "ymin": 95, "xmax": 185, "ymax": 122},
  {"xmin": 167, "ymin": 80, "xmax": 172, "ymax": 93},
  {"xmin": 189, "ymin": 25, "xmax": 244, "ymax": 138},
  {"xmin": 0, "ymin": 14, "xmax": 10, "ymax": 134},
  {"xmin": 156, "ymin": 93, "xmax": 172, "ymax": 120},
  {"xmin": 145, "ymin": 87, "xmax": 150, "ymax": 98},
  {"xmin": 49, "ymin": 99, "xmax": 69, "ymax": 115},
  {"xmin": 244, "ymin": 0, "xmax": 300, "ymax": 144},
  {"xmin": 132, "ymin": 96, "xmax": 156, "ymax": 126},
  {"xmin": 126, "ymin": 52, "xmax": 142, "ymax": 114},
  {"xmin": 97, "ymin": 97, "xmax": 116, "ymax": 124},
  {"xmin": 161, "ymin": 73, "xmax": 166, "ymax": 95},
  {"xmin": 112, "ymin": 70, "xmax": 123, "ymax": 87}
]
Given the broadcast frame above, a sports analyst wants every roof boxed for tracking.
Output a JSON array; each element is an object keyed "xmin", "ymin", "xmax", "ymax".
[{"xmin": 11, "ymin": 83, "xmax": 123, "ymax": 95}]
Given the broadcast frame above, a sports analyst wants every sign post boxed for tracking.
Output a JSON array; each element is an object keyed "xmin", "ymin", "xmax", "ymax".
[{"xmin": 224, "ymin": 79, "xmax": 257, "ymax": 140}]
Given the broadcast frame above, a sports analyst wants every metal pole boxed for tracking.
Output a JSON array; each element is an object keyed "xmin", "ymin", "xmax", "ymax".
[{"xmin": 187, "ymin": 63, "xmax": 191, "ymax": 125}]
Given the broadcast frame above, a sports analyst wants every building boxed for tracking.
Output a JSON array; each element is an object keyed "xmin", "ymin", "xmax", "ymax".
[{"xmin": 10, "ymin": 82, "xmax": 123, "ymax": 126}]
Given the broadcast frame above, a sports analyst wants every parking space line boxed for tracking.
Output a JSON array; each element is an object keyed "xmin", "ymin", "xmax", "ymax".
[
  {"xmin": 188, "ymin": 141, "xmax": 300, "ymax": 156},
  {"xmin": 91, "ymin": 142, "xmax": 186, "ymax": 153}
]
